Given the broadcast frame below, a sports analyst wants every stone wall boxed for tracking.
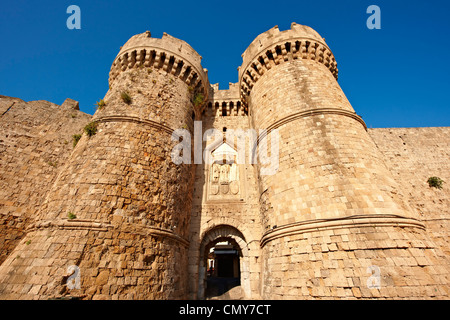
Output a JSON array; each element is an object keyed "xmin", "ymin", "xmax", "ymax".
[
  {"xmin": 259, "ymin": 127, "xmax": 450, "ymax": 299},
  {"xmin": 0, "ymin": 96, "xmax": 91, "ymax": 265},
  {"xmin": 369, "ymin": 127, "xmax": 450, "ymax": 259}
]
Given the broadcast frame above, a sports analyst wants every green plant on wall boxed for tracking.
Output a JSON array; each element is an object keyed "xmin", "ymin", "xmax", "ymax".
[
  {"xmin": 47, "ymin": 161, "xmax": 58, "ymax": 168},
  {"xmin": 72, "ymin": 134, "xmax": 82, "ymax": 147},
  {"xmin": 68, "ymin": 212, "xmax": 77, "ymax": 220},
  {"xmin": 84, "ymin": 122, "xmax": 98, "ymax": 137},
  {"xmin": 427, "ymin": 177, "xmax": 444, "ymax": 189},
  {"xmin": 121, "ymin": 91, "xmax": 132, "ymax": 104},
  {"xmin": 193, "ymin": 93, "xmax": 204, "ymax": 108},
  {"xmin": 95, "ymin": 99, "xmax": 106, "ymax": 110}
]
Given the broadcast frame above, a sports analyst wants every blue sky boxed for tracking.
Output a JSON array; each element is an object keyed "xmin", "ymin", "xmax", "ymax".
[{"xmin": 1, "ymin": 0, "xmax": 449, "ymax": 128}]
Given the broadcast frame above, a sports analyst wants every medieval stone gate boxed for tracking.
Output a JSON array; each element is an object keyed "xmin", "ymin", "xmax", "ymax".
[
  {"xmin": 0, "ymin": 23, "xmax": 448, "ymax": 300},
  {"xmin": 188, "ymin": 224, "xmax": 261, "ymax": 299}
]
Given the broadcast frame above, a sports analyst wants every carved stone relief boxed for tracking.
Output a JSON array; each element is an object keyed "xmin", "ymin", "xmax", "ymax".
[
  {"xmin": 210, "ymin": 162, "xmax": 239, "ymax": 195},
  {"xmin": 208, "ymin": 143, "xmax": 242, "ymax": 198}
]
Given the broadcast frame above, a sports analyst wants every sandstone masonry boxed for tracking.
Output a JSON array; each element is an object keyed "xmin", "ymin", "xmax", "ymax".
[{"xmin": 0, "ymin": 23, "xmax": 448, "ymax": 300}]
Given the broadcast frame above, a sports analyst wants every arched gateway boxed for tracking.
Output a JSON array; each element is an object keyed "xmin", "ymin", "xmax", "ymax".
[{"xmin": 195, "ymin": 225, "xmax": 251, "ymax": 300}]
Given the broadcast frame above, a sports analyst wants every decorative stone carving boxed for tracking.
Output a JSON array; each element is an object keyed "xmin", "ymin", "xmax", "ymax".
[
  {"xmin": 219, "ymin": 164, "xmax": 230, "ymax": 183},
  {"xmin": 230, "ymin": 181, "xmax": 239, "ymax": 195},
  {"xmin": 208, "ymin": 143, "xmax": 241, "ymax": 196},
  {"xmin": 212, "ymin": 163, "xmax": 220, "ymax": 183},
  {"xmin": 210, "ymin": 162, "xmax": 239, "ymax": 195},
  {"xmin": 210, "ymin": 183, "xmax": 219, "ymax": 195},
  {"xmin": 220, "ymin": 183, "xmax": 229, "ymax": 195}
]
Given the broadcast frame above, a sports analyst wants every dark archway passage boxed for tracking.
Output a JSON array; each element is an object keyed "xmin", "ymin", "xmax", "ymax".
[
  {"xmin": 205, "ymin": 240, "xmax": 241, "ymax": 298},
  {"xmin": 197, "ymin": 225, "xmax": 249, "ymax": 300}
]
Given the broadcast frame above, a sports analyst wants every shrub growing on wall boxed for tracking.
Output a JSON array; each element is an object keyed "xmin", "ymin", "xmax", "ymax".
[
  {"xmin": 427, "ymin": 176, "xmax": 444, "ymax": 189},
  {"xmin": 121, "ymin": 91, "xmax": 132, "ymax": 104},
  {"xmin": 72, "ymin": 134, "xmax": 82, "ymax": 147},
  {"xmin": 84, "ymin": 122, "xmax": 98, "ymax": 137}
]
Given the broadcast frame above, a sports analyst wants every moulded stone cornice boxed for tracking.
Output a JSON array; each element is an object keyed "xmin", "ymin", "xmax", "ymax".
[{"xmin": 260, "ymin": 214, "xmax": 426, "ymax": 248}]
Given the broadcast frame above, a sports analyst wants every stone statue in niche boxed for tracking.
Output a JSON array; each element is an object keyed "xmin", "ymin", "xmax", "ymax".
[
  {"xmin": 210, "ymin": 162, "xmax": 239, "ymax": 195},
  {"xmin": 219, "ymin": 164, "xmax": 230, "ymax": 183},
  {"xmin": 209, "ymin": 143, "xmax": 240, "ymax": 196},
  {"xmin": 212, "ymin": 163, "xmax": 221, "ymax": 183}
]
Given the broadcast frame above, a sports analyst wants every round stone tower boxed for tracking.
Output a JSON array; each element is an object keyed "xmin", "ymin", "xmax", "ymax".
[
  {"xmin": 240, "ymin": 23, "xmax": 449, "ymax": 299},
  {"xmin": 0, "ymin": 31, "xmax": 208, "ymax": 299}
]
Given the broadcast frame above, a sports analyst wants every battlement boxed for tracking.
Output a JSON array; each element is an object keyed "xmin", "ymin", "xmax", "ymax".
[
  {"xmin": 109, "ymin": 31, "xmax": 209, "ymax": 95},
  {"xmin": 206, "ymin": 82, "xmax": 246, "ymax": 117},
  {"xmin": 238, "ymin": 22, "xmax": 338, "ymax": 105},
  {"xmin": 241, "ymin": 23, "xmax": 324, "ymax": 64}
]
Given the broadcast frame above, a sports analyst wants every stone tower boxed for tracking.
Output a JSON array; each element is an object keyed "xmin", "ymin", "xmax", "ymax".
[
  {"xmin": 239, "ymin": 23, "xmax": 448, "ymax": 298},
  {"xmin": 0, "ymin": 31, "xmax": 208, "ymax": 299}
]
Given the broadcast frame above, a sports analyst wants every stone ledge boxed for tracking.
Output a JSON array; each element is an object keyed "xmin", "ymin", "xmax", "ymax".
[
  {"xmin": 121, "ymin": 223, "xmax": 190, "ymax": 248},
  {"xmin": 93, "ymin": 115, "xmax": 175, "ymax": 136},
  {"xmin": 26, "ymin": 219, "xmax": 190, "ymax": 247},
  {"xmin": 27, "ymin": 219, "xmax": 113, "ymax": 232},
  {"xmin": 254, "ymin": 107, "xmax": 367, "ymax": 149},
  {"xmin": 260, "ymin": 214, "xmax": 426, "ymax": 248}
]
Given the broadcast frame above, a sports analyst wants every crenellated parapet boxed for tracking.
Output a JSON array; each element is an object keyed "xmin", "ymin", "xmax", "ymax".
[
  {"xmin": 206, "ymin": 82, "xmax": 247, "ymax": 117},
  {"xmin": 238, "ymin": 23, "xmax": 338, "ymax": 107},
  {"xmin": 109, "ymin": 31, "xmax": 209, "ymax": 98}
]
